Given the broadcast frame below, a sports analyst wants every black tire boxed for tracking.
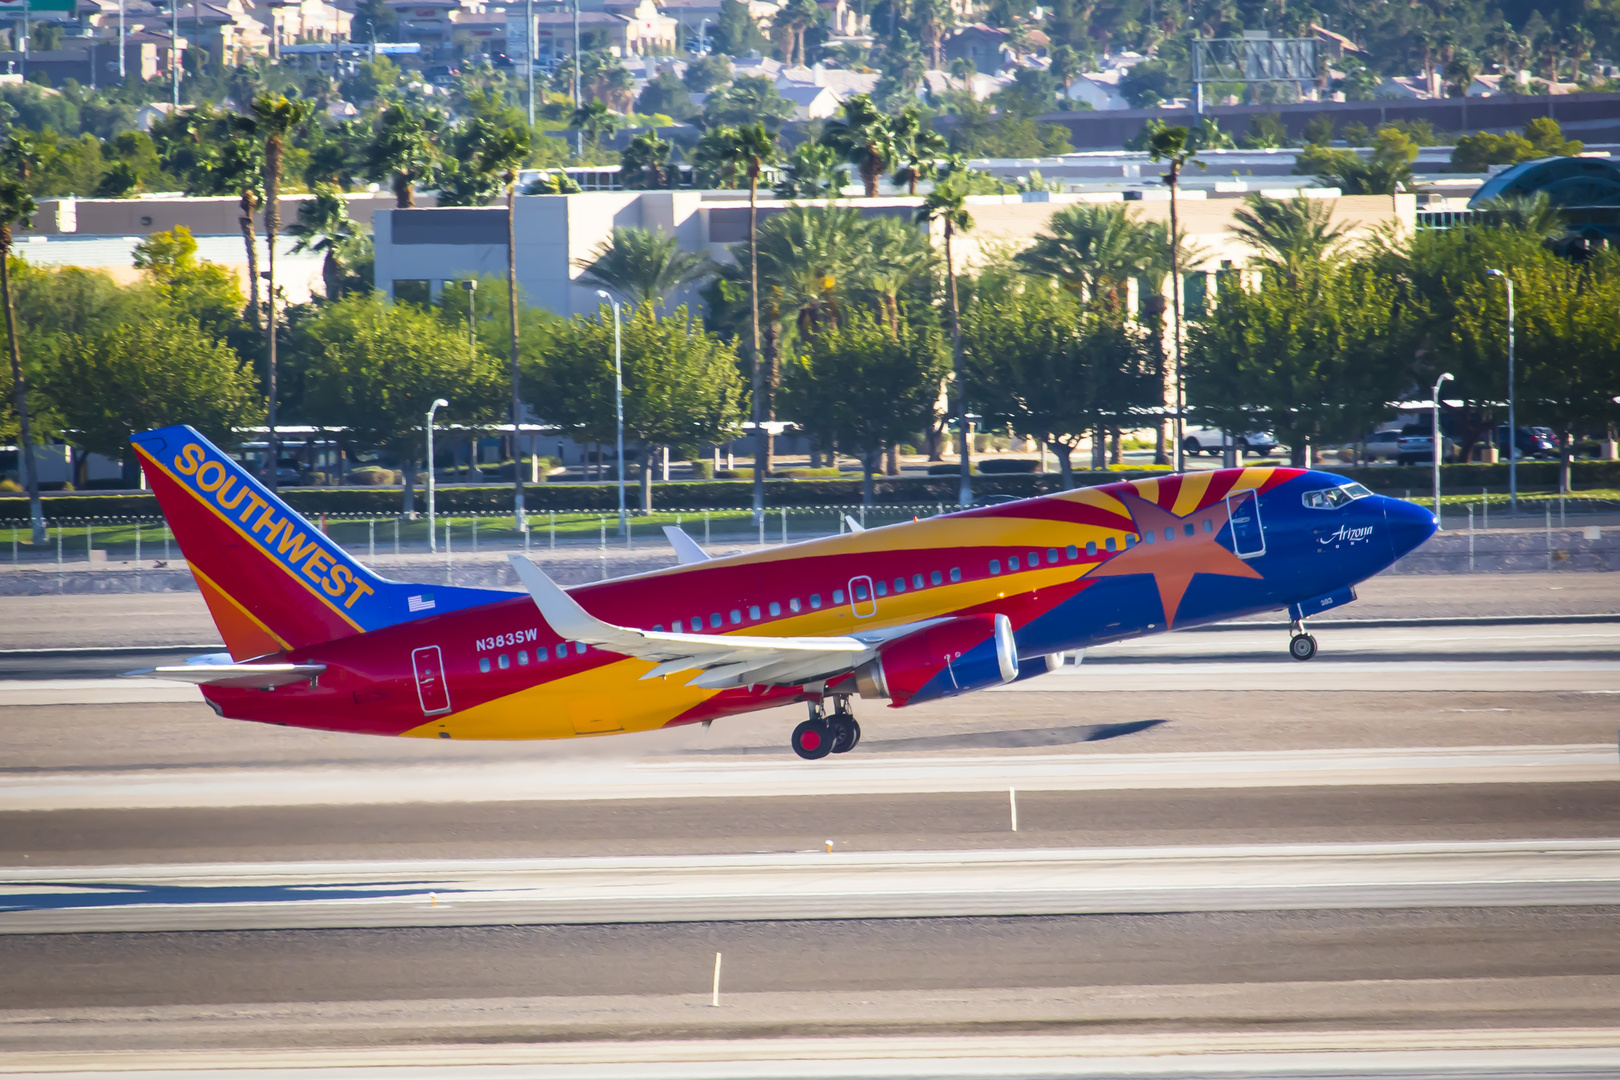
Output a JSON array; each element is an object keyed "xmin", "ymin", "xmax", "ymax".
[
  {"xmin": 830, "ymin": 716, "xmax": 861, "ymax": 754},
  {"xmin": 791, "ymin": 718, "xmax": 833, "ymax": 760},
  {"xmin": 1289, "ymin": 634, "xmax": 1318, "ymax": 662},
  {"xmin": 1236, "ymin": 440, "xmax": 1249, "ymax": 457},
  {"xmin": 1184, "ymin": 438, "xmax": 1201, "ymax": 455}
]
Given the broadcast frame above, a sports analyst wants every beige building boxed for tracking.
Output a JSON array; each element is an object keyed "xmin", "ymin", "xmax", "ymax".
[{"xmin": 506, "ymin": 0, "xmax": 676, "ymax": 63}]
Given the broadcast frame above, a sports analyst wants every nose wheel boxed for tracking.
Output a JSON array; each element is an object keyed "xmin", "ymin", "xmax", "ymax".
[
  {"xmin": 1289, "ymin": 618, "xmax": 1318, "ymax": 662},
  {"xmin": 792, "ymin": 698, "xmax": 860, "ymax": 760}
]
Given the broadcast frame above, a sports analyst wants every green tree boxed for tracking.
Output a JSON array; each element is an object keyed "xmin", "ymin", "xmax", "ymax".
[
  {"xmin": 1299, "ymin": 127, "xmax": 1416, "ymax": 194},
  {"xmin": 286, "ymin": 185, "xmax": 361, "ymax": 301},
  {"xmin": 300, "ymin": 295, "xmax": 506, "ymax": 514},
  {"xmin": 635, "ymin": 66, "xmax": 698, "ymax": 122},
  {"xmin": 890, "ymin": 105, "xmax": 947, "ymax": 195},
  {"xmin": 773, "ymin": 138, "xmax": 849, "ymax": 198},
  {"xmin": 1229, "ymin": 194, "xmax": 1353, "ymax": 285},
  {"xmin": 711, "ymin": 0, "xmax": 769, "ymax": 56},
  {"xmin": 131, "ymin": 225, "xmax": 247, "ymax": 340},
  {"xmin": 436, "ymin": 117, "xmax": 529, "ymax": 206},
  {"xmin": 568, "ymin": 99, "xmax": 621, "ymax": 152},
  {"xmin": 682, "ymin": 55, "xmax": 733, "ymax": 94},
  {"xmin": 41, "ymin": 308, "xmax": 264, "ymax": 463},
  {"xmin": 0, "ymin": 177, "xmax": 43, "ymax": 542},
  {"xmin": 527, "ymin": 303, "xmax": 746, "ymax": 509},
  {"xmin": 573, "ymin": 226, "xmax": 713, "ymax": 309},
  {"xmin": 619, "ymin": 130, "xmax": 674, "ymax": 189},
  {"xmin": 367, "ymin": 103, "xmax": 440, "ymax": 208},
  {"xmin": 701, "ymin": 75, "xmax": 794, "ymax": 133},
  {"xmin": 783, "ymin": 310, "xmax": 947, "ymax": 504},
  {"xmin": 1015, "ymin": 202, "xmax": 1158, "ymax": 309},
  {"xmin": 825, "ymin": 93, "xmax": 897, "ymax": 197},
  {"xmin": 916, "ymin": 174, "xmax": 973, "ymax": 505}
]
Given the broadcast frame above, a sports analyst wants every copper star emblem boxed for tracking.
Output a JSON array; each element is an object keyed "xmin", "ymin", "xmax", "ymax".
[{"xmin": 1085, "ymin": 490, "xmax": 1263, "ymax": 628}]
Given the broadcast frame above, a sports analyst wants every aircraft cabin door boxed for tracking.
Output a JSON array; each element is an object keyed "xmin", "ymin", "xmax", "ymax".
[
  {"xmin": 412, "ymin": 645, "xmax": 452, "ymax": 716},
  {"xmin": 1226, "ymin": 489, "xmax": 1266, "ymax": 558},
  {"xmin": 848, "ymin": 575, "xmax": 877, "ymax": 618}
]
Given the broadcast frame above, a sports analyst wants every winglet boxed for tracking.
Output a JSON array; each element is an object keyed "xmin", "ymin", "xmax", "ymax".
[
  {"xmin": 662, "ymin": 526, "xmax": 710, "ymax": 565},
  {"xmin": 844, "ymin": 515, "xmax": 866, "ymax": 533},
  {"xmin": 506, "ymin": 555, "xmax": 613, "ymax": 643}
]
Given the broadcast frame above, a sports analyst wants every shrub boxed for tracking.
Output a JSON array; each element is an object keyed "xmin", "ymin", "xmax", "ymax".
[{"xmin": 689, "ymin": 459, "xmax": 713, "ymax": 480}]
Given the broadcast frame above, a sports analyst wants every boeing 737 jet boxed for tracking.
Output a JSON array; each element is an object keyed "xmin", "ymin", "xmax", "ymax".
[{"xmin": 128, "ymin": 425, "xmax": 1436, "ymax": 758}]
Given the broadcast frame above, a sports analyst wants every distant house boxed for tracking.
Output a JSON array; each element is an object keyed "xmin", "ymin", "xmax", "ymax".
[
  {"xmin": 776, "ymin": 83, "xmax": 839, "ymax": 118},
  {"xmin": 921, "ymin": 69, "xmax": 1000, "ymax": 100},
  {"xmin": 943, "ymin": 25, "xmax": 1010, "ymax": 72},
  {"xmin": 775, "ymin": 63, "xmax": 877, "ymax": 99},
  {"xmin": 135, "ymin": 101, "xmax": 183, "ymax": 130},
  {"xmin": 1066, "ymin": 68, "xmax": 1128, "ymax": 110}
]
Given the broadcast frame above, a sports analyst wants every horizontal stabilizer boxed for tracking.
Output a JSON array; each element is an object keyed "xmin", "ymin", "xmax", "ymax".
[
  {"xmin": 121, "ymin": 662, "xmax": 326, "ymax": 689},
  {"xmin": 844, "ymin": 515, "xmax": 866, "ymax": 533},
  {"xmin": 662, "ymin": 526, "xmax": 711, "ymax": 565}
]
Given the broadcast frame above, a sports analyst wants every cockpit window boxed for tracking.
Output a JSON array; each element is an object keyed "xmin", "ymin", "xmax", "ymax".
[
  {"xmin": 1341, "ymin": 482, "xmax": 1372, "ymax": 499},
  {"xmin": 1303, "ymin": 483, "xmax": 1372, "ymax": 509}
]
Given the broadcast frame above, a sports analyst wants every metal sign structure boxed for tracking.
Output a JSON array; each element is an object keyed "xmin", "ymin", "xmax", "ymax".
[{"xmin": 1190, "ymin": 36, "xmax": 1317, "ymax": 113}]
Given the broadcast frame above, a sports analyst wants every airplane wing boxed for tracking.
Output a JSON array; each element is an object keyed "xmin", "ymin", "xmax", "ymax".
[
  {"xmin": 662, "ymin": 525, "xmax": 710, "ymax": 565},
  {"xmin": 843, "ymin": 514, "xmax": 866, "ymax": 533},
  {"xmin": 121, "ymin": 661, "xmax": 326, "ymax": 688},
  {"xmin": 507, "ymin": 554, "xmax": 919, "ymax": 690}
]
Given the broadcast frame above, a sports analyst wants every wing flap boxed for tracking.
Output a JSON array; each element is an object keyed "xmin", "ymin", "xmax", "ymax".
[{"xmin": 121, "ymin": 663, "xmax": 326, "ymax": 689}]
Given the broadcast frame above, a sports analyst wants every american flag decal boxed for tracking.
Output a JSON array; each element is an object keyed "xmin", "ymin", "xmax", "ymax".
[{"xmin": 408, "ymin": 594, "xmax": 435, "ymax": 612}]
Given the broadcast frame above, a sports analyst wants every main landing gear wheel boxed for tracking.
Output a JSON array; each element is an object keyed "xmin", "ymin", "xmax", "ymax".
[
  {"xmin": 829, "ymin": 714, "xmax": 861, "ymax": 754},
  {"xmin": 792, "ymin": 718, "xmax": 833, "ymax": 760},
  {"xmin": 1289, "ymin": 633, "xmax": 1318, "ymax": 661}
]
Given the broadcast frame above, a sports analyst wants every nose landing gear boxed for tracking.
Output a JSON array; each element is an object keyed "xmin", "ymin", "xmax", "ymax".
[
  {"xmin": 791, "ymin": 697, "xmax": 861, "ymax": 760},
  {"xmin": 1289, "ymin": 618, "xmax": 1318, "ymax": 662}
]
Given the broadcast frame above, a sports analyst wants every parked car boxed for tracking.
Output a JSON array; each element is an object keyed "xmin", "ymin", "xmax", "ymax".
[
  {"xmin": 1181, "ymin": 426, "xmax": 1279, "ymax": 457},
  {"xmin": 424, "ymin": 64, "xmax": 460, "ymax": 86},
  {"xmin": 1495, "ymin": 425, "xmax": 1559, "ymax": 460},
  {"xmin": 1361, "ymin": 429, "xmax": 1404, "ymax": 463},
  {"xmin": 1396, "ymin": 424, "xmax": 1458, "ymax": 466}
]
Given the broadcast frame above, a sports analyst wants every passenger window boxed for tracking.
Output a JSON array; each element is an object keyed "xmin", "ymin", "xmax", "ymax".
[
  {"xmin": 1066, "ymin": 545, "xmax": 1078, "ymax": 559},
  {"xmin": 874, "ymin": 581, "xmax": 886, "ymax": 597},
  {"xmin": 479, "ymin": 657, "xmax": 491, "ymax": 673},
  {"xmin": 498, "ymin": 654, "xmax": 510, "ymax": 670},
  {"xmin": 1106, "ymin": 537, "xmax": 1117, "ymax": 551},
  {"xmin": 1047, "ymin": 549, "xmax": 1058, "ymax": 564},
  {"xmin": 1125, "ymin": 535, "xmax": 1136, "ymax": 548},
  {"xmin": 769, "ymin": 601, "xmax": 781, "ymax": 617},
  {"xmin": 1144, "ymin": 531, "xmax": 1155, "ymax": 545},
  {"xmin": 517, "ymin": 650, "xmax": 528, "ymax": 665},
  {"xmin": 652, "ymin": 625, "xmax": 664, "ymax": 633},
  {"xmin": 894, "ymin": 577, "xmax": 906, "ymax": 593},
  {"xmin": 950, "ymin": 567, "xmax": 961, "ymax": 582},
  {"xmin": 1009, "ymin": 556, "xmax": 1020, "ymax": 571},
  {"xmin": 1086, "ymin": 541, "xmax": 1097, "ymax": 556},
  {"xmin": 810, "ymin": 593, "xmax": 822, "ymax": 609},
  {"xmin": 710, "ymin": 613, "xmax": 722, "ymax": 628},
  {"xmin": 1203, "ymin": 519, "xmax": 1213, "ymax": 533},
  {"xmin": 748, "ymin": 605, "xmax": 760, "ymax": 620},
  {"xmin": 790, "ymin": 598, "xmax": 802, "ymax": 612},
  {"xmin": 1184, "ymin": 523, "xmax": 1195, "ymax": 537},
  {"xmin": 1164, "ymin": 528, "xmax": 1174, "ymax": 541},
  {"xmin": 930, "ymin": 570, "xmax": 943, "ymax": 586},
  {"xmin": 555, "ymin": 644, "xmax": 567, "ymax": 659},
  {"xmin": 1030, "ymin": 551, "xmax": 1040, "ymax": 565},
  {"xmin": 575, "ymin": 642, "xmax": 587, "ymax": 654},
  {"xmin": 990, "ymin": 559, "xmax": 1002, "ymax": 575},
  {"xmin": 672, "ymin": 620, "xmax": 683, "ymax": 633},
  {"xmin": 853, "ymin": 582, "xmax": 868, "ymax": 600},
  {"xmin": 833, "ymin": 589, "xmax": 845, "ymax": 603},
  {"xmin": 730, "ymin": 609, "xmax": 742, "ymax": 624}
]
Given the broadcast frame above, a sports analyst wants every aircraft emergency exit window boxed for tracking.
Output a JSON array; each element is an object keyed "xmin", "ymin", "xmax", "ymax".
[
  {"xmin": 1086, "ymin": 541, "xmax": 1097, "ymax": 556},
  {"xmin": 790, "ymin": 598, "xmax": 802, "ymax": 612},
  {"xmin": 833, "ymin": 589, "xmax": 846, "ymax": 603},
  {"xmin": 1106, "ymin": 537, "xmax": 1117, "ymax": 551},
  {"xmin": 874, "ymin": 581, "xmax": 886, "ymax": 597},
  {"xmin": 730, "ymin": 609, "xmax": 742, "ymax": 625},
  {"xmin": 1008, "ymin": 556, "xmax": 1020, "ymax": 571},
  {"xmin": 498, "ymin": 654, "xmax": 510, "ymax": 670},
  {"xmin": 989, "ymin": 559, "xmax": 1001, "ymax": 575},
  {"xmin": 854, "ymin": 582, "xmax": 869, "ymax": 600},
  {"xmin": 517, "ymin": 650, "xmax": 528, "ymax": 666},
  {"xmin": 749, "ymin": 605, "xmax": 761, "ymax": 620},
  {"xmin": 810, "ymin": 594, "xmax": 821, "ymax": 609},
  {"xmin": 1047, "ymin": 549, "xmax": 1058, "ymax": 564},
  {"xmin": 769, "ymin": 601, "xmax": 781, "ymax": 617},
  {"xmin": 930, "ymin": 570, "xmax": 943, "ymax": 586},
  {"xmin": 479, "ymin": 657, "xmax": 491, "ymax": 673},
  {"xmin": 1066, "ymin": 545, "xmax": 1078, "ymax": 559},
  {"xmin": 710, "ymin": 614, "xmax": 722, "ymax": 628}
]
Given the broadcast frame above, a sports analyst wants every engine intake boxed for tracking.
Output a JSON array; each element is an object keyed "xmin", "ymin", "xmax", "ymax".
[{"xmin": 853, "ymin": 613, "xmax": 1018, "ymax": 707}]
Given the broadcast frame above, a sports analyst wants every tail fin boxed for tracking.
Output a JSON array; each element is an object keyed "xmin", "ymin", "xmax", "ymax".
[{"xmin": 132, "ymin": 425, "xmax": 510, "ymax": 660}]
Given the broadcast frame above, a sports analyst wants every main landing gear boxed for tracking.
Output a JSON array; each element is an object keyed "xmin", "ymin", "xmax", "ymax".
[
  {"xmin": 792, "ymin": 697, "xmax": 861, "ymax": 760},
  {"xmin": 1289, "ymin": 617, "xmax": 1318, "ymax": 662}
]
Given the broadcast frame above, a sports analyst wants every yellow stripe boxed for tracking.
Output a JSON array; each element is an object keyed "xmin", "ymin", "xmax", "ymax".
[
  {"xmin": 1231, "ymin": 466, "xmax": 1274, "ymax": 493},
  {"xmin": 1171, "ymin": 471, "xmax": 1214, "ymax": 517},
  {"xmin": 189, "ymin": 562, "xmax": 292, "ymax": 653},
  {"xmin": 137, "ymin": 445, "xmax": 364, "ymax": 633},
  {"xmin": 1132, "ymin": 477, "xmax": 1160, "ymax": 505}
]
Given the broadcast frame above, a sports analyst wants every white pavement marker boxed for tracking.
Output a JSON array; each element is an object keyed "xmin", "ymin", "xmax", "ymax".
[{"xmin": 7, "ymin": 839, "xmax": 1620, "ymax": 934}]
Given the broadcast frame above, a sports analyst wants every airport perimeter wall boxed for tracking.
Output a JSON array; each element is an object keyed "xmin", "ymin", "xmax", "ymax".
[
  {"xmin": 4, "ymin": 461, "xmax": 1619, "ymax": 519},
  {"xmin": 2, "ymin": 526, "xmax": 1616, "ymax": 596}
]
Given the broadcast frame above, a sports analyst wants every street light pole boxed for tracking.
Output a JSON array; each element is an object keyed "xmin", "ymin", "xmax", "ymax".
[
  {"xmin": 698, "ymin": 17, "xmax": 708, "ymax": 54},
  {"xmin": 1431, "ymin": 372, "xmax": 1453, "ymax": 520},
  {"xmin": 524, "ymin": 0, "xmax": 534, "ymax": 127},
  {"xmin": 427, "ymin": 398, "xmax": 448, "ymax": 552},
  {"xmin": 1486, "ymin": 268, "xmax": 1516, "ymax": 516},
  {"xmin": 597, "ymin": 290, "xmax": 625, "ymax": 535},
  {"xmin": 460, "ymin": 279, "xmax": 477, "ymax": 357}
]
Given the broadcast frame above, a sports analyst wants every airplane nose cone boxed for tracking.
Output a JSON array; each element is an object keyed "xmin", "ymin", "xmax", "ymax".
[{"xmin": 1384, "ymin": 496, "xmax": 1438, "ymax": 561}]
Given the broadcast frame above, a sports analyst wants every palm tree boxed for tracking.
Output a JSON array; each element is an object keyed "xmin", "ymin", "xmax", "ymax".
[
  {"xmin": 1229, "ymin": 194, "xmax": 1352, "ymax": 285},
  {"xmin": 1479, "ymin": 193, "xmax": 1566, "ymax": 240},
  {"xmin": 890, "ymin": 105, "xmax": 947, "ymax": 195},
  {"xmin": 773, "ymin": 138, "xmax": 848, "ymax": 198},
  {"xmin": 569, "ymin": 100, "xmax": 621, "ymax": 153},
  {"xmin": 1146, "ymin": 124, "xmax": 1201, "ymax": 470},
  {"xmin": 367, "ymin": 103, "xmax": 440, "ymax": 207},
  {"xmin": 0, "ymin": 177, "xmax": 42, "ymax": 544},
  {"xmin": 288, "ymin": 182, "xmax": 358, "ymax": 301},
  {"xmin": 574, "ymin": 226, "xmax": 714, "ymax": 308},
  {"xmin": 825, "ymin": 94, "xmax": 898, "ymax": 197},
  {"xmin": 620, "ymin": 131, "xmax": 673, "ymax": 189},
  {"xmin": 1015, "ymin": 203, "xmax": 1158, "ymax": 308},
  {"xmin": 439, "ymin": 118, "xmax": 530, "ymax": 205},
  {"xmin": 706, "ymin": 123, "xmax": 779, "ymax": 518},
  {"xmin": 916, "ymin": 176, "xmax": 974, "ymax": 507},
  {"xmin": 252, "ymin": 93, "xmax": 314, "ymax": 493}
]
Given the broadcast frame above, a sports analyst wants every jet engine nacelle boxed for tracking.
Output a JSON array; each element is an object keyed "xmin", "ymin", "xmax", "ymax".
[{"xmin": 852, "ymin": 613, "xmax": 1018, "ymax": 707}]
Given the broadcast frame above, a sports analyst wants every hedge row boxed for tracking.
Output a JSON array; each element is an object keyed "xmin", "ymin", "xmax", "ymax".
[{"xmin": 2, "ymin": 460, "xmax": 1613, "ymax": 520}]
